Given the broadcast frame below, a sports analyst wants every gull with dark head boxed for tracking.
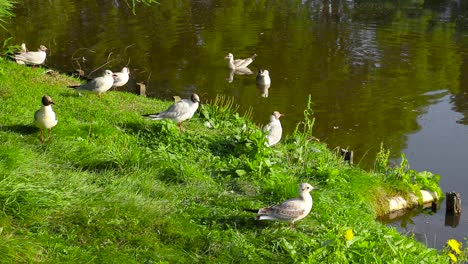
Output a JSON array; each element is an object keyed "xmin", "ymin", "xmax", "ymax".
[
  {"xmin": 256, "ymin": 183, "xmax": 317, "ymax": 229},
  {"xmin": 112, "ymin": 67, "xmax": 130, "ymax": 88},
  {"xmin": 14, "ymin": 45, "xmax": 47, "ymax": 66},
  {"xmin": 34, "ymin": 95, "xmax": 58, "ymax": 143},
  {"xmin": 143, "ymin": 93, "xmax": 201, "ymax": 131},
  {"xmin": 256, "ymin": 68, "xmax": 271, "ymax": 86},
  {"xmin": 69, "ymin": 70, "xmax": 114, "ymax": 96},
  {"xmin": 264, "ymin": 111, "xmax": 283, "ymax": 146},
  {"xmin": 225, "ymin": 53, "xmax": 257, "ymax": 70}
]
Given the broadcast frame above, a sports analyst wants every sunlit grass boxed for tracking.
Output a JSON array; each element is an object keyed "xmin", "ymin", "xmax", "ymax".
[{"xmin": 0, "ymin": 57, "xmax": 449, "ymax": 262}]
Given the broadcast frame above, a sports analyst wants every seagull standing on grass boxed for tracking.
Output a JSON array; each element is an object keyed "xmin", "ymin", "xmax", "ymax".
[
  {"xmin": 264, "ymin": 111, "xmax": 283, "ymax": 146},
  {"xmin": 69, "ymin": 70, "xmax": 114, "ymax": 96},
  {"xmin": 225, "ymin": 53, "xmax": 257, "ymax": 70},
  {"xmin": 112, "ymin": 67, "xmax": 130, "ymax": 88},
  {"xmin": 256, "ymin": 183, "xmax": 317, "ymax": 229},
  {"xmin": 14, "ymin": 45, "xmax": 47, "ymax": 66},
  {"xmin": 34, "ymin": 95, "xmax": 58, "ymax": 143},
  {"xmin": 143, "ymin": 93, "xmax": 200, "ymax": 131}
]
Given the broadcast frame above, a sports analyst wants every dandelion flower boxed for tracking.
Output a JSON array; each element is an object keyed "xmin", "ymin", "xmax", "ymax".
[
  {"xmin": 447, "ymin": 239, "xmax": 462, "ymax": 255},
  {"xmin": 344, "ymin": 229, "xmax": 354, "ymax": 241},
  {"xmin": 448, "ymin": 252, "xmax": 457, "ymax": 263}
]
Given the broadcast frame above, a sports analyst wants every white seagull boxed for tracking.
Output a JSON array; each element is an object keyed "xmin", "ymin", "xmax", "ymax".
[
  {"xmin": 256, "ymin": 183, "xmax": 317, "ymax": 229},
  {"xmin": 20, "ymin": 43, "xmax": 28, "ymax": 53},
  {"xmin": 69, "ymin": 70, "xmax": 114, "ymax": 96},
  {"xmin": 112, "ymin": 67, "xmax": 130, "ymax": 88},
  {"xmin": 225, "ymin": 53, "xmax": 257, "ymax": 70},
  {"xmin": 264, "ymin": 111, "xmax": 283, "ymax": 146},
  {"xmin": 14, "ymin": 45, "xmax": 47, "ymax": 66},
  {"xmin": 143, "ymin": 93, "xmax": 201, "ymax": 130},
  {"xmin": 34, "ymin": 95, "xmax": 58, "ymax": 143},
  {"xmin": 256, "ymin": 68, "xmax": 271, "ymax": 86}
]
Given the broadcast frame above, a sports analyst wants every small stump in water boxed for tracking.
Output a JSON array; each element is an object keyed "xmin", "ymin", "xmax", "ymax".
[{"xmin": 445, "ymin": 191, "xmax": 461, "ymax": 227}]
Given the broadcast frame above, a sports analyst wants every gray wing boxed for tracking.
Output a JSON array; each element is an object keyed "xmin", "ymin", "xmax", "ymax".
[
  {"xmin": 258, "ymin": 199, "xmax": 305, "ymax": 220},
  {"xmin": 157, "ymin": 99, "xmax": 192, "ymax": 119},
  {"xmin": 78, "ymin": 79, "xmax": 99, "ymax": 91},
  {"xmin": 234, "ymin": 58, "xmax": 253, "ymax": 68},
  {"xmin": 264, "ymin": 123, "xmax": 272, "ymax": 133},
  {"xmin": 15, "ymin": 51, "xmax": 43, "ymax": 64}
]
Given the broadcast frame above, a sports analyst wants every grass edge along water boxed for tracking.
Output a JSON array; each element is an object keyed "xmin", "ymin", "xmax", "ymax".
[{"xmin": 0, "ymin": 57, "xmax": 461, "ymax": 263}]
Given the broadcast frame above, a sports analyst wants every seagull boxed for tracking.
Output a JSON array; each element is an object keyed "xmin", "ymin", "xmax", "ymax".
[
  {"xmin": 112, "ymin": 67, "xmax": 130, "ymax": 88},
  {"xmin": 264, "ymin": 111, "xmax": 283, "ymax": 146},
  {"xmin": 225, "ymin": 53, "xmax": 257, "ymax": 70},
  {"xmin": 19, "ymin": 43, "xmax": 28, "ymax": 53},
  {"xmin": 34, "ymin": 95, "xmax": 58, "ymax": 143},
  {"xmin": 256, "ymin": 183, "xmax": 317, "ymax": 229},
  {"xmin": 256, "ymin": 68, "xmax": 271, "ymax": 86},
  {"xmin": 69, "ymin": 70, "xmax": 114, "ymax": 96},
  {"xmin": 14, "ymin": 45, "xmax": 47, "ymax": 66},
  {"xmin": 143, "ymin": 93, "xmax": 201, "ymax": 130}
]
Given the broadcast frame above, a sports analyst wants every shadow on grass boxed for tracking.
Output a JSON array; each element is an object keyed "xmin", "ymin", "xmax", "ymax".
[
  {"xmin": 0, "ymin": 124, "xmax": 37, "ymax": 135},
  {"xmin": 196, "ymin": 214, "xmax": 269, "ymax": 231},
  {"xmin": 118, "ymin": 122, "xmax": 148, "ymax": 135}
]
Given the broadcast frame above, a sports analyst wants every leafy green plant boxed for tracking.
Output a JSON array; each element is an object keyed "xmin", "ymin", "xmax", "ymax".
[{"xmin": 0, "ymin": 0, "xmax": 14, "ymax": 29}]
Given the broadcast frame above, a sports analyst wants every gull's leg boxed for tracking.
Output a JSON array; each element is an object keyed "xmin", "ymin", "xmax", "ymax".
[{"xmin": 39, "ymin": 130, "xmax": 44, "ymax": 143}]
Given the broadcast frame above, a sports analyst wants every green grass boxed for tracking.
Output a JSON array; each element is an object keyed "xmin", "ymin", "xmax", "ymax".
[{"xmin": 0, "ymin": 57, "xmax": 450, "ymax": 263}]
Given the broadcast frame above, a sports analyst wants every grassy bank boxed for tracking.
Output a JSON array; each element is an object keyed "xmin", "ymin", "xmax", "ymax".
[{"xmin": 0, "ymin": 57, "xmax": 452, "ymax": 263}]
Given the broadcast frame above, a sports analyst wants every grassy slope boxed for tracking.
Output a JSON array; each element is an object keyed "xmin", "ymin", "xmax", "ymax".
[{"xmin": 0, "ymin": 58, "xmax": 447, "ymax": 263}]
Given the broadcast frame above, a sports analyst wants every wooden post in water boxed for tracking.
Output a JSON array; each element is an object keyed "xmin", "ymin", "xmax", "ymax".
[
  {"xmin": 445, "ymin": 192, "xmax": 461, "ymax": 227},
  {"xmin": 137, "ymin": 83, "xmax": 146, "ymax": 97},
  {"xmin": 340, "ymin": 148, "xmax": 353, "ymax": 165}
]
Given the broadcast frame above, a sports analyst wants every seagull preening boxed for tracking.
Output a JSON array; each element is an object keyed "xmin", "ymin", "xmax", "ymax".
[
  {"xmin": 256, "ymin": 183, "xmax": 317, "ymax": 229},
  {"xmin": 14, "ymin": 45, "xmax": 47, "ymax": 66},
  {"xmin": 112, "ymin": 67, "xmax": 130, "ymax": 88},
  {"xmin": 225, "ymin": 53, "xmax": 257, "ymax": 70},
  {"xmin": 34, "ymin": 95, "xmax": 58, "ymax": 143},
  {"xmin": 143, "ymin": 93, "xmax": 201, "ymax": 131},
  {"xmin": 69, "ymin": 70, "xmax": 114, "ymax": 96},
  {"xmin": 264, "ymin": 111, "xmax": 283, "ymax": 146}
]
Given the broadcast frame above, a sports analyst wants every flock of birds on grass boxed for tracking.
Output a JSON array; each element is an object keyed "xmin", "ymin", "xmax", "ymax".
[{"xmin": 15, "ymin": 43, "xmax": 317, "ymax": 229}]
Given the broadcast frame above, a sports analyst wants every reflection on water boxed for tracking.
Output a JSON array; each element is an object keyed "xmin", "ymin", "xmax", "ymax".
[{"xmin": 3, "ymin": 0, "xmax": 468, "ymax": 249}]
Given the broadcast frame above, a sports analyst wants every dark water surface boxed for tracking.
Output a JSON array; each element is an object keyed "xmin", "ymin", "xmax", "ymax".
[{"xmin": 3, "ymin": 0, "xmax": 467, "ymax": 249}]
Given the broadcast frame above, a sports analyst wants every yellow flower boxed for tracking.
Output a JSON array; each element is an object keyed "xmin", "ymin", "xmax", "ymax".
[
  {"xmin": 448, "ymin": 252, "xmax": 457, "ymax": 263},
  {"xmin": 344, "ymin": 229, "xmax": 354, "ymax": 241},
  {"xmin": 447, "ymin": 239, "xmax": 462, "ymax": 255}
]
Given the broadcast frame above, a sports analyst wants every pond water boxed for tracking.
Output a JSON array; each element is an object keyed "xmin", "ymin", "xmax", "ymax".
[{"xmin": 2, "ymin": 0, "xmax": 467, "ymax": 249}]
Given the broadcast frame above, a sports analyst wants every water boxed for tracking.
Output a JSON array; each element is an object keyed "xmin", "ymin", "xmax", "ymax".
[{"xmin": 2, "ymin": 0, "xmax": 467, "ymax": 249}]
